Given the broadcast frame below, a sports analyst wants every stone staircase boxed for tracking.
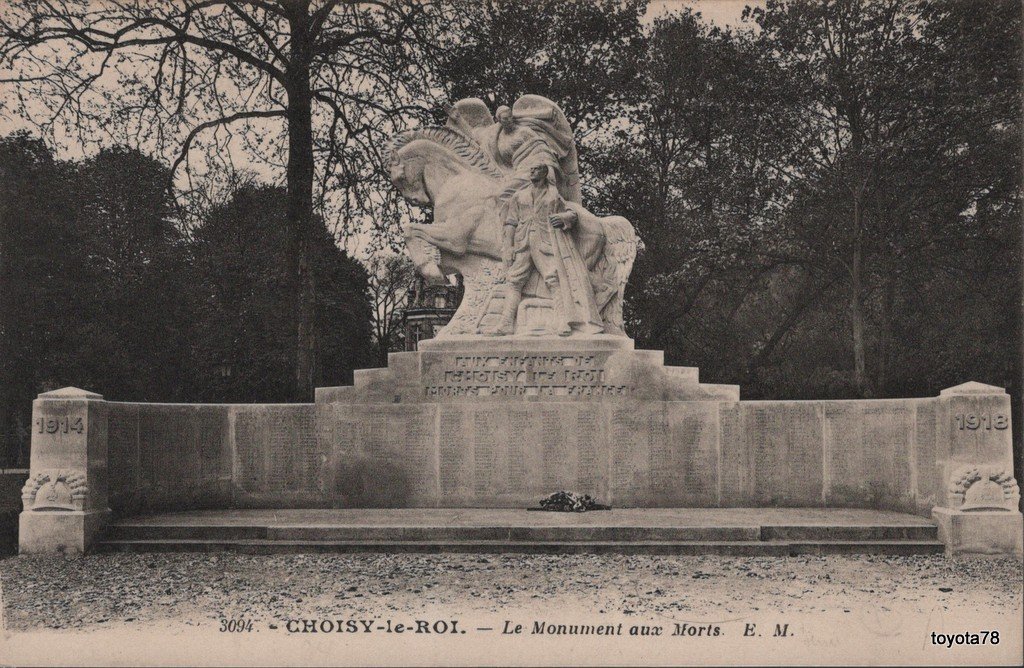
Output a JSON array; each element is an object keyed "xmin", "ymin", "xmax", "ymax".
[{"xmin": 96, "ymin": 509, "xmax": 945, "ymax": 556}]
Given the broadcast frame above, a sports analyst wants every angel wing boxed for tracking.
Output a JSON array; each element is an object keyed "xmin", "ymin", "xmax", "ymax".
[
  {"xmin": 597, "ymin": 215, "xmax": 640, "ymax": 335},
  {"xmin": 446, "ymin": 97, "xmax": 494, "ymax": 138},
  {"xmin": 512, "ymin": 94, "xmax": 581, "ymax": 204}
]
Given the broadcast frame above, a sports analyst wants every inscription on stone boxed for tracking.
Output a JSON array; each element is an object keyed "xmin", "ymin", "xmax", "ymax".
[
  {"xmin": 954, "ymin": 413, "xmax": 1008, "ymax": 430},
  {"xmin": 404, "ymin": 417, "xmax": 431, "ymax": 473},
  {"xmin": 648, "ymin": 410, "xmax": 671, "ymax": 494},
  {"xmin": 425, "ymin": 354, "xmax": 630, "ymax": 397},
  {"xmin": 237, "ymin": 408, "xmax": 316, "ymax": 493},
  {"xmin": 439, "ymin": 408, "xmax": 468, "ymax": 497},
  {"xmin": 35, "ymin": 416, "xmax": 84, "ymax": 434},
  {"xmin": 473, "ymin": 410, "xmax": 497, "ymax": 496},
  {"xmin": 541, "ymin": 410, "xmax": 568, "ymax": 489},
  {"xmin": 508, "ymin": 409, "xmax": 529, "ymax": 490},
  {"xmin": 611, "ymin": 407, "xmax": 645, "ymax": 500},
  {"xmin": 576, "ymin": 409, "xmax": 599, "ymax": 492}
]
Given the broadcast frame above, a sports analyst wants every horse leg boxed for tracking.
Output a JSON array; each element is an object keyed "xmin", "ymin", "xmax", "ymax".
[
  {"xmin": 404, "ymin": 227, "xmax": 447, "ymax": 285},
  {"xmin": 407, "ymin": 220, "xmax": 469, "ymax": 256},
  {"xmin": 408, "ymin": 223, "xmax": 468, "ymax": 256}
]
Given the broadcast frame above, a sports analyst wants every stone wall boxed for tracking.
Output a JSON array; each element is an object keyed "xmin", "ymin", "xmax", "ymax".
[
  {"xmin": 93, "ymin": 384, "xmax": 1020, "ymax": 516},
  {"xmin": 17, "ymin": 375, "xmax": 1019, "ymax": 555},
  {"xmin": 106, "ymin": 402, "xmax": 317, "ymax": 514},
  {"xmin": 312, "ymin": 396, "xmax": 978, "ymax": 514},
  {"xmin": 723, "ymin": 399, "xmax": 928, "ymax": 513}
]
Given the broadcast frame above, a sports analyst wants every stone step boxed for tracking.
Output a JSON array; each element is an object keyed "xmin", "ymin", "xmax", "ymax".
[
  {"xmin": 759, "ymin": 525, "xmax": 938, "ymax": 541},
  {"xmin": 96, "ymin": 538, "xmax": 945, "ymax": 556},
  {"xmin": 106, "ymin": 523, "xmax": 938, "ymax": 543}
]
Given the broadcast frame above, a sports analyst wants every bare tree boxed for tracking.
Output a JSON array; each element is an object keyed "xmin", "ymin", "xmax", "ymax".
[
  {"xmin": 0, "ymin": 0, "xmax": 440, "ymax": 399},
  {"xmin": 366, "ymin": 253, "xmax": 414, "ymax": 367}
]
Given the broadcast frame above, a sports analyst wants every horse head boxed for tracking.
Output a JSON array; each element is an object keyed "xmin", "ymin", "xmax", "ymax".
[
  {"xmin": 388, "ymin": 127, "xmax": 505, "ymax": 207},
  {"xmin": 389, "ymin": 151, "xmax": 430, "ymax": 206}
]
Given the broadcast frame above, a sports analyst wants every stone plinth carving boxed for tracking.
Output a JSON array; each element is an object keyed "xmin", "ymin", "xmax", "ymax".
[
  {"xmin": 949, "ymin": 466, "xmax": 1020, "ymax": 512},
  {"xmin": 931, "ymin": 382, "xmax": 1022, "ymax": 558},
  {"xmin": 22, "ymin": 470, "xmax": 88, "ymax": 511}
]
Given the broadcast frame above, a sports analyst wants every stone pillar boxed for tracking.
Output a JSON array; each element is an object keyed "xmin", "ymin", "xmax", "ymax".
[
  {"xmin": 19, "ymin": 387, "xmax": 111, "ymax": 554},
  {"xmin": 931, "ymin": 382, "xmax": 1022, "ymax": 558}
]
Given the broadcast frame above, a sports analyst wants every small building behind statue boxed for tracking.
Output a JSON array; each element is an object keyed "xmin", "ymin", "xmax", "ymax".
[{"xmin": 403, "ymin": 274, "xmax": 463, "ymax": 351}]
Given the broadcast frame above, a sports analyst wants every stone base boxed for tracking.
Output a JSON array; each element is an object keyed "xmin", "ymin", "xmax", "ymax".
[
  {"xmin": 19, "ymin": 509, "xmax": 111, "ymax": 554},
  {"xmin": 97, "ymin": 508, "xmax": 944, "ymax": 556},
  {"xmin": 931, "ymin": 507, "xmax": 1023, "ymax": 558},
  {"xmin": 314, "ymin": 337, "xmax": 742, "ymax": 508}
]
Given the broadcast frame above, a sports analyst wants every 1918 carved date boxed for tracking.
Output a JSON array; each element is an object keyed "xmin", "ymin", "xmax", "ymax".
[{"xmin": 954, "ymin": 413, "xmax": 1008, "ymax": 430}]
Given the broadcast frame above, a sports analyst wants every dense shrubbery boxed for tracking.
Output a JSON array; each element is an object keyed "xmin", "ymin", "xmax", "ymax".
[{"xmin": 0, "ymin": 136, "xmax": 372, "ymax": 464}]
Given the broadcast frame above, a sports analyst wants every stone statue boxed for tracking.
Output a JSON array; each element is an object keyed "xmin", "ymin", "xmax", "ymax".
[
  {"xmin": 447, "ymin": 96, "xmax": 581, "ymax": 205},
  {"xmin": 388, "ymin": 94, "xmax": 637, "ymax": 338},
  {"xmin": 494, "ymin": 164, "xmax": 603, "ymax": 337}
]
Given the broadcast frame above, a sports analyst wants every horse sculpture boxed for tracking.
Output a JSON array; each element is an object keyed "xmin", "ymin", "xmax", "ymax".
[{"xmin": 387, "ymin": 118, "xmax": 638, "ymax": 338}]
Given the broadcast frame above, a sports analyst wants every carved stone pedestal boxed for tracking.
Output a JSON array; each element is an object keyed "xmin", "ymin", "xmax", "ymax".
[
  {"xmin": 932, "ymin": 507, "xmax": 1023, "ymax": 558},
  {"xmin": 928, "ymin": 383, "xmax": 1022, "ymax": 558},
  {"xmin": 315, "ymin": 337, "xmax": 738, "ymax": 508},
  {"xmin": 18, "ymin": 387, "xmax": 111, "ymax": 554}
]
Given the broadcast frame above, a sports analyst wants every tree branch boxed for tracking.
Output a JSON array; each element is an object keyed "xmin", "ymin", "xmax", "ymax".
[{"xmin": 169, "ymin": 108, "xmax": 286, "ymax": 180}]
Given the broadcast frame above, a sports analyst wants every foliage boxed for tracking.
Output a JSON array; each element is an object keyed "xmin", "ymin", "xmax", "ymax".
[
  {"xmin": 186, "ymin": 184, "xmax": 373, "ymax": 400},
  {"xmin": 0, "ymin": 142, "xmax": 373, "ymax": 464},
  {"xmin": 437, "ymin": 0, "xmax": 648, "ymax": 187},
  {"xmin": 0, "ymin": 133, "xmax": 81, "ymax": 464},
  {"xmin": 0, "ymin": 0, "xmax": 443, "ymax": 398},
  {"xmin": 366, "ymin": 254, "xmax": 416, "ymax": 366},
  {"xmin": 439, "ymin": 0, "xmax": 647, "ymax": 129},
  {"xmin": 583, "ymin": 0, "xmax": 1019, "ymax": 420}
]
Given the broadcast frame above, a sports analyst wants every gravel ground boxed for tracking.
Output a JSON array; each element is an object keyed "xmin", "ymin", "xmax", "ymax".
[{"xmin": 0, "ymin": 552, "xmax": 1020, "ymax": 632}]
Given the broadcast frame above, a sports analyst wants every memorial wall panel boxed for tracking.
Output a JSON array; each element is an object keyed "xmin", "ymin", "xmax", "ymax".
[
  {"xmin": 234, "ymin": 406, "xmax": 318, "ymax": 494},
  {"xmin": 315, "ymin": 403, "xmax": 358, "ymax": 500},
  {"xmin": 134, "ymin": 405, "xmax": 229, "ymax": 508},
  {"xmin": 575, "ymin": 407, "xmax": 607, "ymax": 502},
  {"xmin": 668, "ymin": 403, "xmax": 720, "ymax": 507},
  {"xmin": 744, "ymin": 402, "xmax": 824, "ymax": 506},
  {"xmin": 338, "ymin": 404, "xmax": 438, "ymax": 506},
  {"xmin": 315, "ymin": 403, "xmax": 437, "ymax": 507},
  {"xmin": 438, "ymin": 406, "xmax": 472, "ymax": 503},
  {"xmin": 610, "ymin": 405, "xmax": 649, "ymax": 505},
  {"xmin": 106, "ymin": 404, "xmax": 139, "ymax": 506},
  {"xmin": 823, "ymin": 401, "xmax": 914, "ymax": 511},
  {"xmin": 717, "ymin": 403, "xmax": 750, "ymax": 506},
  {"xmin": 913, "ymin": 401, "xmax": 939, "ymax": 510},
  {"xmin": 434, "ymin": 403, "xmax": 610, "ymax": 507}
]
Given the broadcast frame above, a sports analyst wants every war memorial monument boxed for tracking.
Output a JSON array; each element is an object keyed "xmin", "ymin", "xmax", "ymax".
[{"xmin": 17, "ymin": 95, "xmax": 1022, "ymax": 559}]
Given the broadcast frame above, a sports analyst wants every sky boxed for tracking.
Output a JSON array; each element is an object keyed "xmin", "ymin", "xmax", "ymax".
[{"xmin": 649, "ymin": 0, "xmax": 765, "ymax": 27}]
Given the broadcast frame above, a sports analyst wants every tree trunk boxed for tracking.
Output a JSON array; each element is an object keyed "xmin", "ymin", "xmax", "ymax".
[
  {"xmin": 847, "ymin": 92, "xmax": 870, "ymax": 399},
  {"xmin": 850, "ymin": 192, "xmax": 868, "ymax": 397},
  {"xmin": 876, "ymin": 272, "xmax": 896, "ymax": 395},
  {"xmin": 286, "ymin": 4, "xmax": 316, "ymax": 401}
]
